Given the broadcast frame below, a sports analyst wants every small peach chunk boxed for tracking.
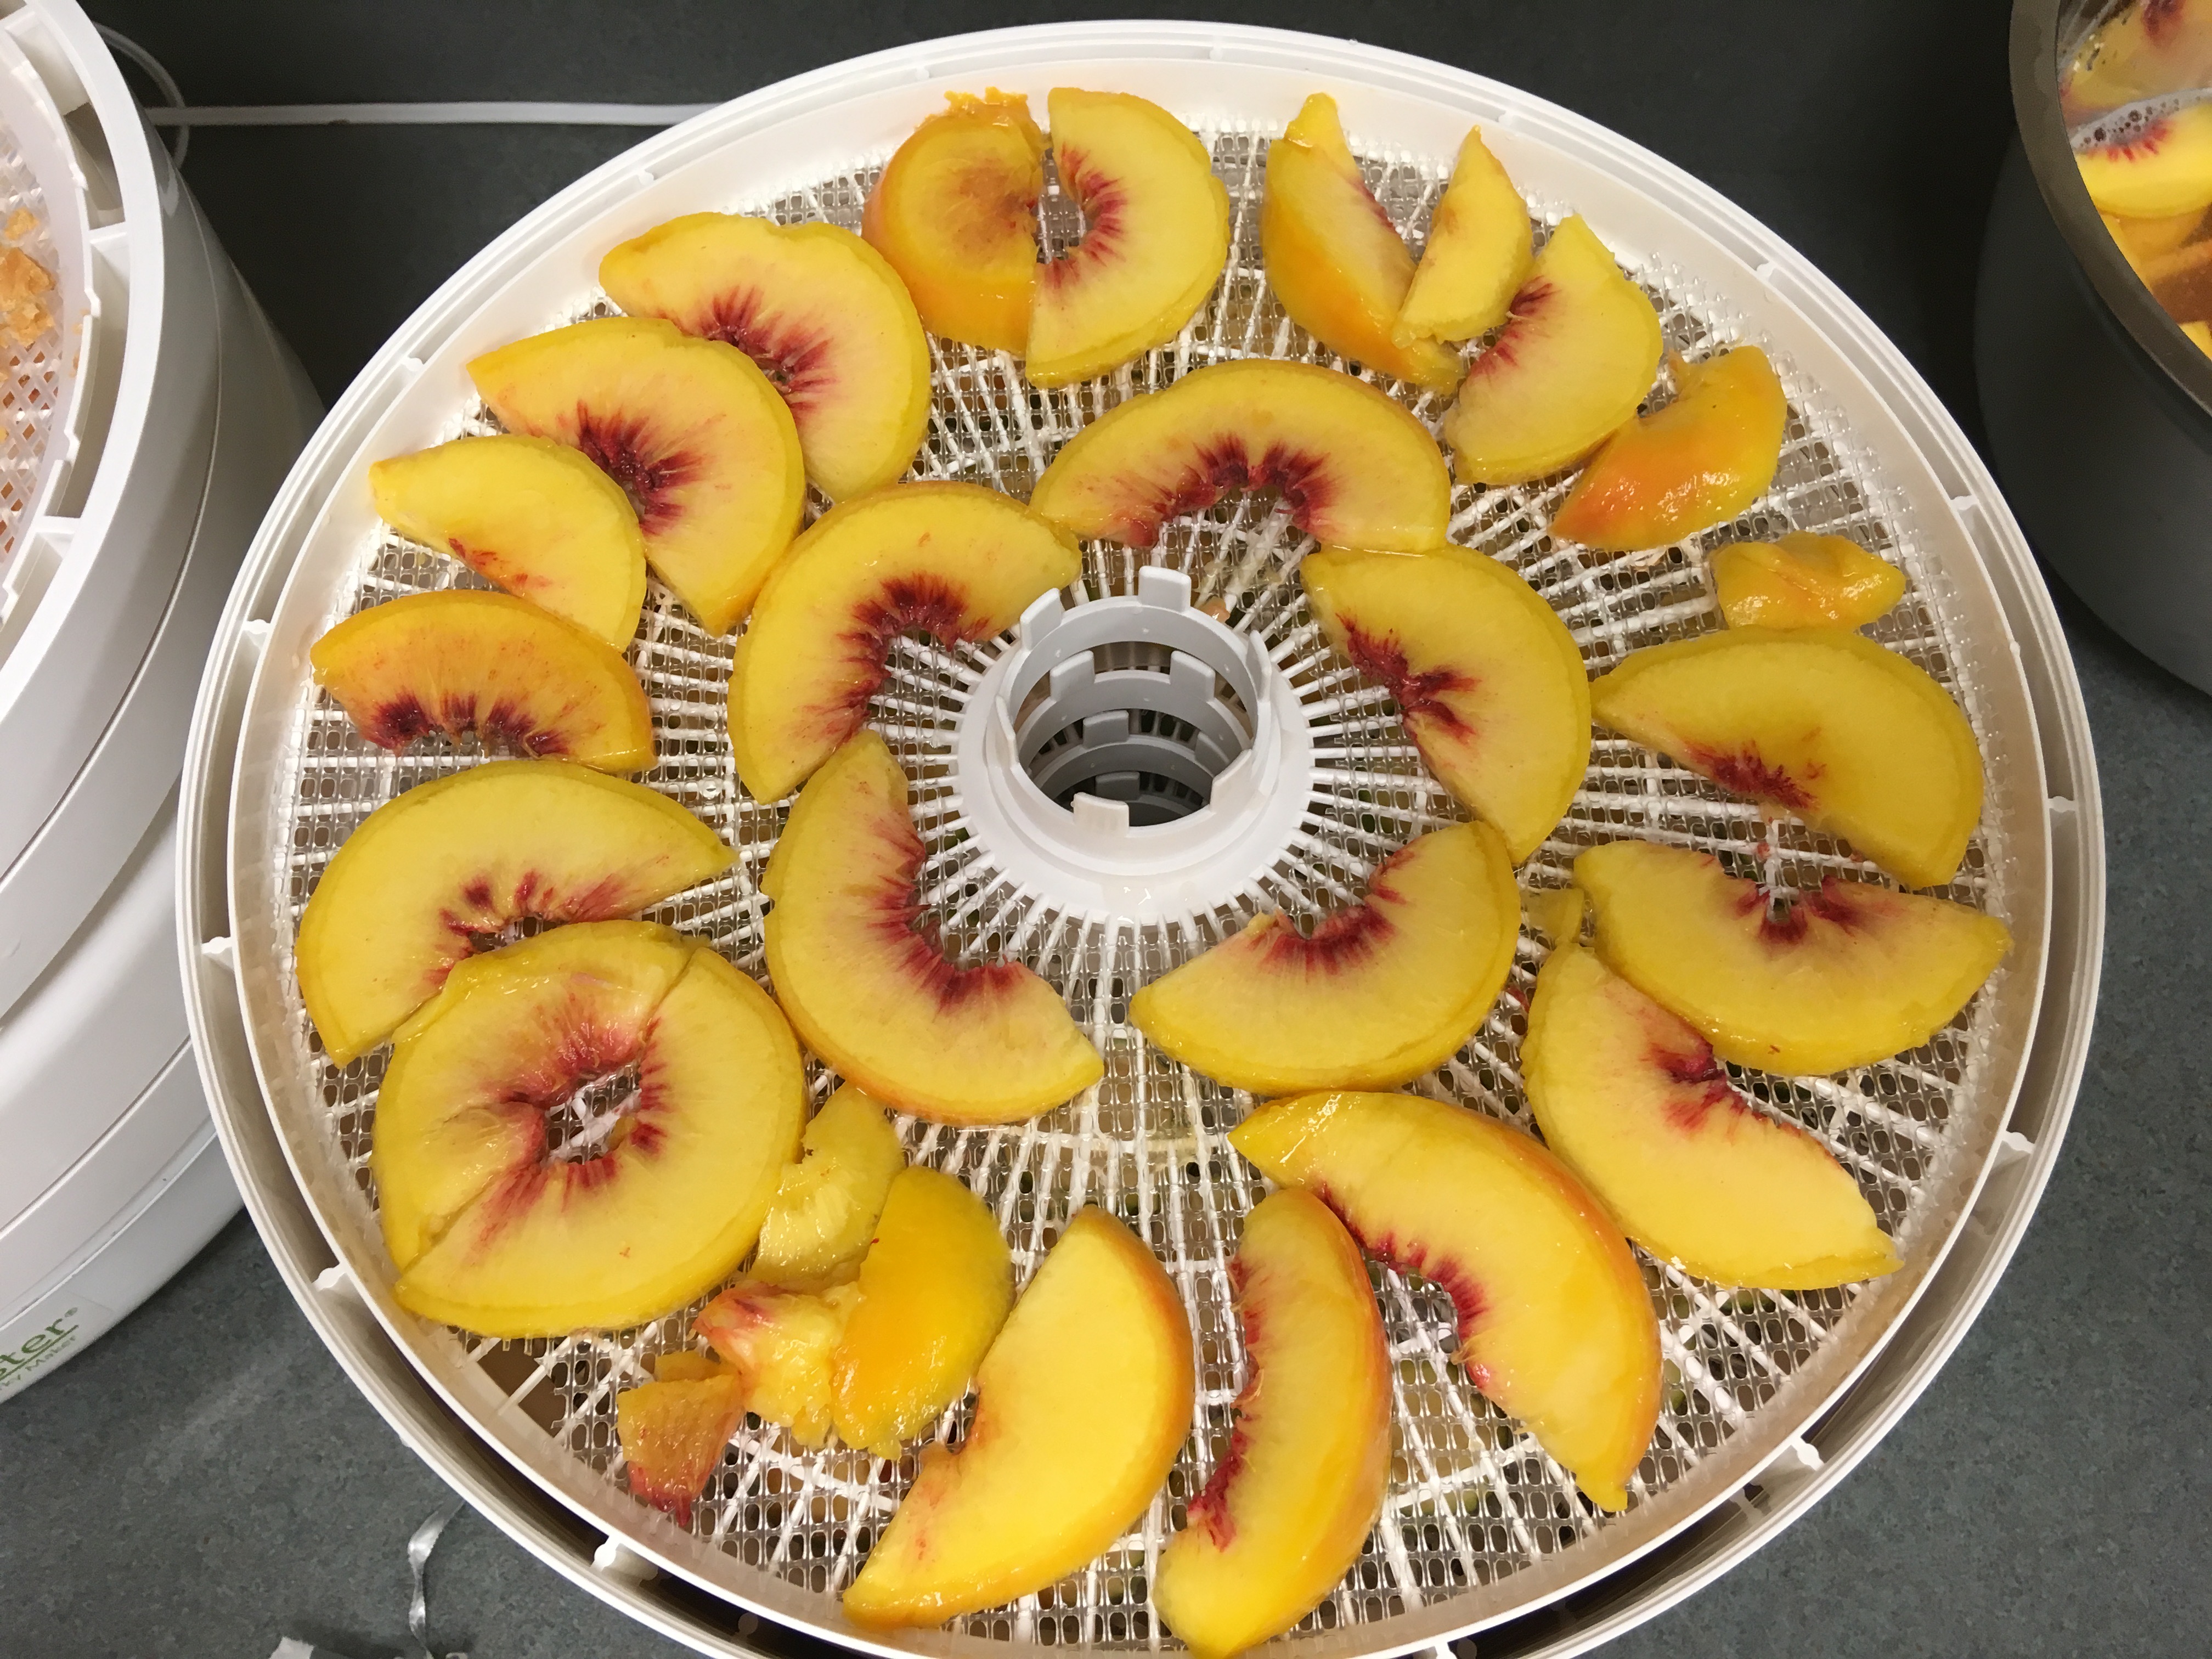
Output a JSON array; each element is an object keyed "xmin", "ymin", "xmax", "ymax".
[
  {"xmin": 2101, "ymin": 206, "xmax": 2207, "ymax": 266},
  {"xmin": 2077, "ymin": 103, "xmax": 2212, "ymax": 220},
  {"xmin": 1709, "ymin": 531, "xmax": 1906, "ymax": 631},
  {"xmin": 749, "ymin": 1084, "xmax": 906, "ymax": 1291},
  {"xmin": 1395, "ymin": 126, "xmax": 1533, "ymax": 348},
  {"xmin": 617, "ymin": 1359, "xmax": 747, "ymax": 1524},
  {"xmin": 695, "ymin": 1278, "xmax": 860, "ymax": 1447}
]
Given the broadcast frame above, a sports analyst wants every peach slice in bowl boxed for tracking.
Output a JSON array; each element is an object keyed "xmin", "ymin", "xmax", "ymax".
[
  {"xmin": 2076, "ymin": 101, "xmax": 2212, "ymax": 221},
  {"xmin": 1395, "ymin": 126, "xmax": 1533, "ymax": 351},
  {"xmin": 1708, "ymin": 531, "xmax": 1906, "ymax": 631}
]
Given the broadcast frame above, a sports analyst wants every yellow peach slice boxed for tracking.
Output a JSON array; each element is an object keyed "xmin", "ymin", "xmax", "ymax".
[
  {"xmin": 761, "ymin": 732, "xmax": 1102, "ymax": 1121},
  {"xmin": 749, "ymin": 1084, "xmax": 906, "ymax": 1291},
  {"xmin": 863, "ymin": 89, "xmax": 1044, "ymax": 355},
  {"xmin": 1708, "ymin": 531, "xmax": 1906, "ymax": 631},
  {"xmin": 1027, "ymin": 359, "xmax": 1449, "ymax": 551},
  {"xmin": 296, "ymin": 760, "xmax": 733, "ymax": 1066},
  {"xmin": 1301, "ymin": 545, "xmax": 1590, "ymax": 861},
  {"xmin": 1129, "ymin": 822, "xmax": 1518, "ymax": 1094},
  {"xmin": 1441, "ymin": 215, "xmax": 1663, "ymax": 486},
  {"xmin": 842, "ymin": 1207, "xmax": 1193, "ymax": 1628},
  {"xmin": 309, "ymin": 591, "xmax": 653, "ymax": 772},
  {"xmin": 1028, "ymin": 88, "xmax": 1229, "ymax": 386},
  {"xmin": 369, "ymin": 435, "xmax": 647, "ymax": 649},
  {"xmin": 1152, "ymin": 1190, "xmax": 1389, "ymax": 1659},
  {"xmin": 1588, "ymin": 629, "xmax": 1985, "ymax": 889},
  {"xmin": 2102, "ymin": 205, "xmax": 2207, "ymax": 266},
  {"xmin": 1549, "ymin": 347, "xmax": 1788, "ymax": 552},
  {"xmin": 695, "ymin": 1278, "xmax": 860, "ymax": 1447},
  {"xmin": 618, "ymin": 1357, "xmax": 747, "ymax": 1524},
  {"xmin": 469, "ymin": 315, "xmax": 805, "ymax": 634},
  {"xmin": 1260, "ymin": 92, "xmax": 1460, "ymax": 391},
  {"xmin": 2077, "ymin": 103, "xmax": 2212, "ymax": 219},
  {"xmin": 1230, "ymin": 1091, "xmax": 1660, "ymax": 1511},
  {"xmin": 1395, "ymin": 126, "xmax": 1533, "ymax": 348},
  {"xmin": 728, "ymin": 482, "xmax": 1080, "ymax": 802},
  {"xmin": 599, "ymin": 214, "xmax": 930, "ymax": 503}
]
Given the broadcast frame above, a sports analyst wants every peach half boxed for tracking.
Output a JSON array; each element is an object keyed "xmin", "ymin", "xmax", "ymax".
[
  {"xmin": 1588, "ymin": 629, "xmax": 1984, "ymax": 889},
  {"xmin": 600, "ymin": 213, "xmax": 930, "ymax": 502},
  {"xmin": 761, "ymin": 732, "xmax": 1102, "ymax": 1121},
  {"xmin": 1152, "ymin": 1190, "xmax": 1390, "ymax": 1659},
  {"xmin": 1709, "ymin": 531, "xmax": 1906, "ymax": 631},
  {"xmin": 468, "ymin": 315, "xmax": 805, "ymax": 634},
  {"xmin": 1395, "ymin": 126, "xmax": 1533, "ymax": 349},
  {"xmin": 618, "ymin": 1352, "xmax": 747, "ymax": 1525},
  {"xmin": 1231, "ymin": 1090, "xmax": 1660, "ymax": 1511},
  {"xmin": 2077, "ymin": 103, "xmax": 2212, "ymax": 220},
  {"xmin": 695, "ymin": 1278, "xmax": 860, "ymax": 1448},
  {"xmin": 1129, "ymin": 821, "xmax": 1519, "ymax": 1094},
  {"xmin": 842, "ymin": 1207, "xmax": 1193, "ymax": 1629},
  {"xmin": 1576, "ymin": 838, "xmax": 2011, "ymax": 1075},
  {"xmin": 296, "ymin": 760, "xmax": 733, "ymax": 1066},
  {"xmin": 1261, "ymin": 92, "xmax": 1460, "ymax": 392},
  {"xmin": 1027, "ymin": 359, "xmax": 1450, "ymax": 552},
  {"xmin": 749, "ymin": 1083, "xmax": 906, "ymax": 1292},
  {"xmin": 309, "ymin": 590, "xmax": 653, "ymax": 772},
  {"xmin": 1301, "ymin": 544, "xmax": 1590, "ymax": 862},
  {"xmin": 728, "ymin": 482, "xmax": 1080, "ymax": 802}
]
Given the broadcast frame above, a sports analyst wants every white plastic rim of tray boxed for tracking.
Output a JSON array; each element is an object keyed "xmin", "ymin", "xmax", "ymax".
[{"xmin": 183, "ymin": 23, "xmax": 2103, "ymax": 1659}]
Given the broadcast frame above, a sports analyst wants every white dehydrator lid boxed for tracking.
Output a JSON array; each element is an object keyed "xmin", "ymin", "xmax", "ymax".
[{"xmin": 179, "ymin": 23, "xmax": 2104, "ymax": 1659}]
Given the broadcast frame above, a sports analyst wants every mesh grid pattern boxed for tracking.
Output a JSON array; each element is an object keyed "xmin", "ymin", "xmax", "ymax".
[{"xmin": 0, "ymin": 122, "xmax": 61, "ymax": 584}]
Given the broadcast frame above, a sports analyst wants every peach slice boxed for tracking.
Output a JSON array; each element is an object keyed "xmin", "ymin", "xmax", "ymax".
[
  {"xmin": 832, "ymin": 1167, "xmax": 1014, "ymax": 1455},
  {"xmin": 1229, "ymin": 1091, "xmax": 1660, "ymax": 1511},
  {"xmin": 1129, "ymin": 822, "xmax": 1519, "ymax": 1094},
  {"xmin": 368, "ymin": 435, "xmax": 647, "ymax": 650},
  {"xmin": 1301, "ymin": 544, "xmax": 1590, "ymax": 862},
  {"xmin": 842, "ymin": 1207, "xmax": 1193, "ymax": 1629},
  {"xmin": 1524, "ymin": 940, "xmax": 1900, "ymax": 1288},
  {"xmin": 695, "ymin": 1278, "xmax": 860, "ymax": 1448},
  {"xmin": 1588, "ymin": 629, "xmax": 1985, "ymax": 889},
  {"xmin": 296, "ymin": 759, "xmax": 733, "ymax": 1066},
  {"xmin": 1026, "ymin": 359, "xmax": 1450, "ymax": 552},
  {"xmin": 2102, "ymin": 205, "xmax": 2207, "ymax": 267},
  {"xmin": 1708, "ymin": 532, "xmax": 1906, "ymax": 631},
  {"xmin": 2077, "ymin": 103, "xmax": 2212, "ymax": 220},
  {"xmin": 309, "ymin": 590, "xmax": 653, "ymax": 772},
  {"xmin": 374, "ymin": 923, "xmax": 806, "ymax": 1335},
  {"xmin": 1395, "ymin": 126, "xmax": 1533, "ymax": 349},
  {"xmin": 617, "ymin": 1353, "xmax": 747, "ymax": 1524},
  {"xmin": 749, "ymin": 1083, "xmax": 906, "ymax": 1291},
  {"xmin": 468, "ymin": 315, "xmax": 805, "ymax": 634},
  {"xmin": 728, "ymin": 482, "xmax": 1080, "ymax": 802},
  {"xmin": 1028, "ymin": 88, "xmax": 1230, "ymax": 386},
  {"xmin": 761, "ymin": 732, "xmax": 1102, "ymax": 1121},
  {"xmin": 1441, "ymin": 215, "xmax": 1664, "ymax": 487},
  {"xmin": 1575, "ymin": 838, "xmax": 2011, "ymax": 1075},
  {"xmin": 863, "ymin": 89, "xmax": 1045, "ymax": 355},
  {"xmin": 1260, "ymin": 92, "xmax": 1461, "ymax": 392},
  {"xmin": 1152, "ymin": 1190, "xmax": 1389, "ymax": 1659},
  {"xmin": 1548, "ymin": 347, "xmax": 1788, "ymax": 553}
]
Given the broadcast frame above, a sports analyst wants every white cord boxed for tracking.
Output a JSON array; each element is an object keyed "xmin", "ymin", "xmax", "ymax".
[
  {"xmin": 139, "ymin": 101, "xmax": 714, "ymax": 128},
  {"xmin": 93, "ymin": 25, "xmax": 189, "ymax": 167}
]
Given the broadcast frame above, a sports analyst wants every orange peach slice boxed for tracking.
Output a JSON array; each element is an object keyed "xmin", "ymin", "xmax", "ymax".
[
  {"xmin": 1230, "ymin": 1091, "xmax": 1660, "ymax": 1511},
  {"xmin": 842, "ymin": 1207, "xmax": 1193, "ymax": 1629},
  {"xmin": 1301, "ymin": 544, "xmax": 1590, "ymax": 862},
  {"xmin": 1549, "ymin": 347, "xmax": 1788, "ymax": 553},
  {"xmin": 695, "ymin": 1278, "xmax": 860, "ymax": 1447},
  {"xmin": 1261, "ymin": 92, "xmax": 1460, "ymax": 392},
  {"xmin": 2078, "ymin": 103, "xmax": 2212, "ymax": 219},
  {"xmin": 1129, "ymin": 822, "xmax": 1519, "ymax": 1094},
  {"xmin": 1152, "ymin": 1190, "xmax": 1389, "ymax": 1659},
  {"xmin": 761, "ymin": 732, "xmax": 1103, "ymax": 1121},
  {"xmin": 469, "ymin": 315, "xmax": 805, "ymax": 634},
  {"xmin": 296, "ymin": 760, "xmax": 733, "ymax": 1066},
  {"xmin": 1441, "ymin": 215, "xmax": 1663, "ymax": 486},
  {"xmin": 749, "ymin": 1083, "xmax": 906, "ymax": 1291},
  {"xmin": 863, "ymin": 89, "xmax": 1044, "ymax": 355},
  {"xmin": 599, "ymin": 213, "xmax": 930, "ymax": 502},
  {"xmin": 309, "ymin": 590, "xmax": 653, "ymax": 772},
  {"xmin": 1575, "ymin": 839, "xmax": 2010, "ymax": 1075},
  {"xmin": 1027, "ymin": 359, "xmax": 1450, "ymax": 551},
  {"xmin": 1395, "ymin": 126, "xmax": 1533, "ymax": 349},
  {"xmin": 617, "ymin": 1353, "xmax": 747, "ymax": 1524},
  {"xmin": 728, "ymin": 482, "xmax": 1080, "ymax": 802},
  {"xmin": 1588, "ymin": 629, "xmax": 1985, "ymax": 889},
  {"xmin": 1709, "ymin": 532, "xmax": 1906, "ymax": 631},
  {"xmin": 369, "ymin": 435, "xmax": 647, "ymax": 650},
  {"xmin": 1028, "ymin": 88, "xmax": 1229, "ymax": 386}
]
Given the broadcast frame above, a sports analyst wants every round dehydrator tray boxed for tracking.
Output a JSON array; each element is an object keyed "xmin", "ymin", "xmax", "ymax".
[{"xmin": 178, "ymin": 23, "xmax": 2104, "ymax": 1659}]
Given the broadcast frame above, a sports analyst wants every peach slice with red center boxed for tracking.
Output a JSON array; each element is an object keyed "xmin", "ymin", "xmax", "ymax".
[
  {"xmin": 1301, "ymin": 544, "xmax": 1590, "ymax": 862},
  {"xmin": 309, "ymin": 590, "xmax": 653, "ymax": 772},
  {"xmin": 1549, "ymin": 347, "xmax": 1788, "ymax": 553},
  {"xmin": 1709, "ymin": 532, "xmax": 1906, "ymax": 631},
  {"xmin": 1230, "ymin": 1090, "xmax": 1660, "ymax": 1511},
  {"xmin": 617, "ymin": 1352, "xmax": 748, "ymax": 1524},
  {"xmin": 842, "ymin": 1206, "xmax": 1193, "ymax": 1629},
  {"xmin": 368, "ymin": 435, "xmax": 647, "ymax": 649},
  {"xmin": 695, "ymin": 1278, "xmax": 860, "ymax": 1448},
  {"xmin": 1588, "ymin": 629, "xmax": 1985, "ymax": 889},
  {"xmin": 599, "ymin": 214, "xmax": 930, "ymax": 502},
  {"xmin": 296, "ymin": 759, "xmax": 733, "ymax": 1067},
  {"xmin": 468, "ymin": 315, "xmax": 805, "ymax": 634},
  {"xmin": 1395, "ymin": 126, "xmax": 1534, "ymax": 349},
  {"xmin": 863, "ymin": 89, "xmax": 1045, "ymax": 355},
  {"xmin": 1441, "ymin": 215, "xmax": 1663, "ymax": 487},
  {"xmin": 1152, "ymin": 1189, "xmax": 1389, "ymax": 1659},
  {"xmin": 748, "ymin": 1083, "xmax": 906, "ymax": 1291},
  {"xmin": 728, "ymin": 482, "xmax": 1080, "ymax": 802},
  {"xmin": 1260, "ymin": 92, "xmax": 1461, "ymax": 392},
  {"xmin": 761, "ymin": 731, "xmax": 1103, "ymax": 1121},
  {"xmin": 1130, "ymin": 821, "xmax": 1519, "ymax": 1094},
  {"xmin": 2077, "ymin": 103, "xmax": 2212, "ymax": 219},
  {"xmin": 1027, "ymin": 359, "xmax": 1450, "ymax": 552}
]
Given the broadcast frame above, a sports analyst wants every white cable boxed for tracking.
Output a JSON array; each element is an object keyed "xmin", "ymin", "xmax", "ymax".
[
  {"xmin": 94, "ymin": 25, "xmax": 189, "ymax": 167},
  {"xmin": 139, "ymin": 101, "xmax": 714, "ymax": 128}
]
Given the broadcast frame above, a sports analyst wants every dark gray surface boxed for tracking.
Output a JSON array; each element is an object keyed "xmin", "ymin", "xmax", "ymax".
[{"xmin": 2, "ymin": 2, "xmax": 2202, "ymax": 1654}]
